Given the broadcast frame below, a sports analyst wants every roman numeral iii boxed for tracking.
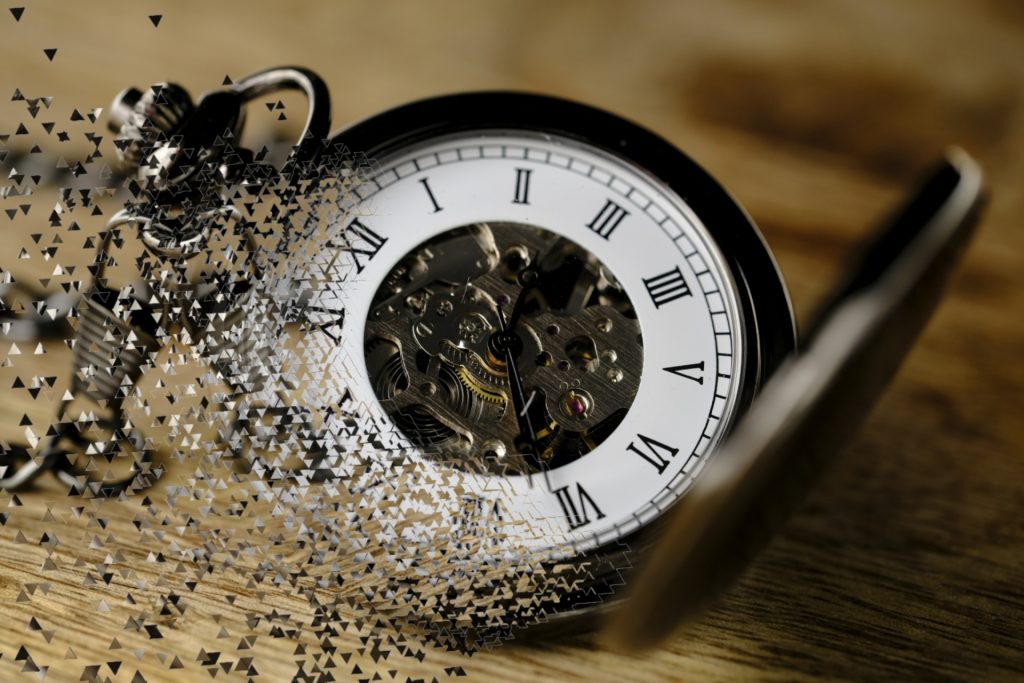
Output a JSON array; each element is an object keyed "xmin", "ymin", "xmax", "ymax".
[
  {"xmin": 586, "ymin": 199, "xmax": 629, "ymax": 239},
  {"xmin": 643, "ymin": 266, "xmax": 692, "ymax": 308},
  {"xmin": 552, "ymin": 482, "xmax": 606, "ymax": 530},
  {"xmin": 626, "ymin": 434, "xmax": 680, "ymax": 475}
]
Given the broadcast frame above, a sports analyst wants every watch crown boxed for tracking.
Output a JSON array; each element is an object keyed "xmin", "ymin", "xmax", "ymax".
[{"xmin": 108, "ymin": 82, "xmax": 195, "ymax": 171}]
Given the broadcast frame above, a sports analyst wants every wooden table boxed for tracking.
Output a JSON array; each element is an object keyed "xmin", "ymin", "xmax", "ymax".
[{"xmin": 1, "ymin": 1, "xmax": 1022, "ymax": 680}]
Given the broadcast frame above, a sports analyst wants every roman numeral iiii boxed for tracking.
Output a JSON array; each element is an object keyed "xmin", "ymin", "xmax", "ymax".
[{"xmin": 643, "ymin": 266, "xmax": 692, "ymax": 308}]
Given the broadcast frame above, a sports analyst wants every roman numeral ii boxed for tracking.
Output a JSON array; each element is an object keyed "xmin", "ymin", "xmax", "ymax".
[{"xmin": 512, "ymin": 168, "xmax": 532, "ymax": 204}]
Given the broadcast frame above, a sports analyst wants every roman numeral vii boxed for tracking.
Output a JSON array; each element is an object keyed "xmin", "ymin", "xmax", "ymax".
[{"xmin": 552, "ymin": 482, "xmax": 606, "ymax": 530}]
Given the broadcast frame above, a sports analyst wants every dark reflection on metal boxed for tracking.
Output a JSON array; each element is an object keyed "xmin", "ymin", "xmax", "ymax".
[{"xmin": 606, "ymin": 149, "xmax": 985, "ymax": 650}]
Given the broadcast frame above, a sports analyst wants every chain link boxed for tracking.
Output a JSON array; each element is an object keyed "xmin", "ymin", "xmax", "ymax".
[{"xmin": 0, "ymin": 67, "xmax": 332, "ymax": 492}]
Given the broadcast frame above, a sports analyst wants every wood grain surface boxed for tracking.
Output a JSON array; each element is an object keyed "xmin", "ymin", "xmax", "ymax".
[{"xmin": 1, "ymin": 1, "xmax": 1022, "ymax": 681}]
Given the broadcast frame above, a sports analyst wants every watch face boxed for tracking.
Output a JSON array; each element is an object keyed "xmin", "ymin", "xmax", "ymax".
[{"xmin": 309, "ymin": 94, "xmax": 794, "ymax": 557}]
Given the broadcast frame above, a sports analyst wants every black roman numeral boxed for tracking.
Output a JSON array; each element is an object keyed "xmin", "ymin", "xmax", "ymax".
[
  {"xmin": 586, "ymin": 199, "xmax": 629, "ymax": 239},
  {"xmin": 304, "ymin": 305, "xmax": 346, "ymax": 345},
  {"xmin": 664, "ymin": 361, "xmax": 704, "ymax": 384},
  {"xmin": 626, "ymin": 434, "xmax": 680, "ymax": 475},
  {"xmin": 336, "ymin": 218, "xmax": 388, "ymax": 274},
  {"xmin": 643, "ymin": 266, "xmax": 691, "ymax": 308},
  {"xmin": 464, "ymin": 495, "xmax": 505, "ymax": 523},
  {"xmin": 552, "ymin": 482, "xmax": 606, "ymax": 530},
  {"xmin": 512, "ymin": 168, "xmax": 532, "ymax": 205},
  {"xmin": 418, "ymin": 177, "xmax": 443, "ymax": 213}
]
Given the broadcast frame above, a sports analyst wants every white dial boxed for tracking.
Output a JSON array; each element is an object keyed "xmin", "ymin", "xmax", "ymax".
[{"xmin": 303, "ymin": 130, "xmax": 744, "ymax": 555}]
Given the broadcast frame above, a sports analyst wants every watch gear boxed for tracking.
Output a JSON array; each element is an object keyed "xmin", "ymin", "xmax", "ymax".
[{"xmin": 364, "ymin": 221, "xmax": 643, "ymax": 474}]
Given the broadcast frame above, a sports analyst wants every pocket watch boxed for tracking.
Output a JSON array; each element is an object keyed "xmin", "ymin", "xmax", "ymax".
[
  {"xmin": 327, "ymin": 89, "xmax": 796, "ymax": 560},
  {"xmin": 0, "ymin": 67, "xmax": 982, "ymax": 643}
]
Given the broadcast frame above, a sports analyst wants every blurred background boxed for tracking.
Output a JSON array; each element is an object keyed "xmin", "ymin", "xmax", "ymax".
[{"xmin": 1, "ymin": 1, "xmax": 1022, "ymax": 681}]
